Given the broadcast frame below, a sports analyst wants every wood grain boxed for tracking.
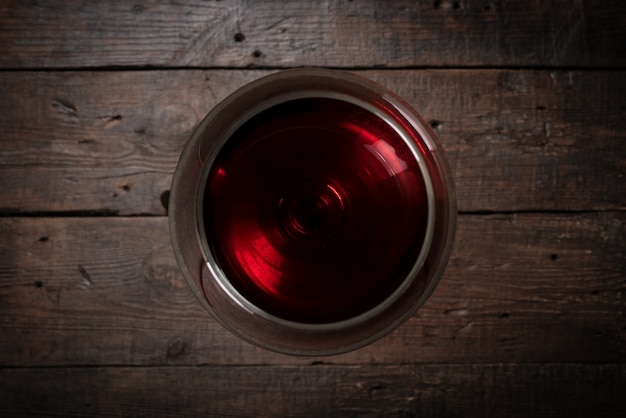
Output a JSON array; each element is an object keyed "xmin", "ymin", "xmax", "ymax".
[
  {"xmin": 1, "ymin": 69, "xmax": 624, "ymax": 215},
  {"xmin": 2, "ymin": 1, "xmax": 623, "ymax": 415},
  {"xmin": 1, "ymin": 0, "xmax": 625, "ymax": 69},
  {"xmin": 1, "ymin": 213, "xmax": 623, "ymax": 366},
  {"xmin": 1, "ymin": 364, "xmax": 624, "ymax": 417}
]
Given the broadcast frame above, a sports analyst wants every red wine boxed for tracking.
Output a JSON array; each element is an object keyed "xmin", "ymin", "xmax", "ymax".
[{"xmin": 203, "ymin": 97, "xmax": 429, "ymax": 324}]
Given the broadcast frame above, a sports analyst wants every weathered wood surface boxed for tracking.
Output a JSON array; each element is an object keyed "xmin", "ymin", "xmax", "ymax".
[
  {"xmin": 1, "ymin": 0, "xmax": 625, "ymax": 69},
  {"xmin": 1, "ymin": 213, "xmax": 623, "ymax": 367},
  {"xmin": 1, "ymin": 0, "xmax": 625, "ymax": 416},
  {"xmin": 1, "ymin": 69, "xmax": 624, "ymax": 215},
  {"xmin": 1, "ymin": 364, "xmax": 624, "ymax": 418}
]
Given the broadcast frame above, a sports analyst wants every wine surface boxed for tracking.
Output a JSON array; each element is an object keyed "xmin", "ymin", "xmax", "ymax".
[{"xmin": 203, "ymin": 97, "xmax": 429, "ymax": 324}]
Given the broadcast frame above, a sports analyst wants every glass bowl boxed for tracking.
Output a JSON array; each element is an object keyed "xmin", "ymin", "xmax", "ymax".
[{"xmin": 169, "ymin": 68, "xmax": 456, "ymax": 355}]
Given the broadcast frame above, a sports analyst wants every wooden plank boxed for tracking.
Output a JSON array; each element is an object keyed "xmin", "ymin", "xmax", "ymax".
[
  {"xmin": 1, "ymin": 364, "xmax": 624, "ymax": 417},
  {"xmin": 0, "ymin": 69, "xmax": 624, "ymax": 214},
  {"xmin": 0, "ymin": 213, "xmax": 623, "ymax": 366},
  {"xmin": 1, "ymin": 0, "xmax": 624, "ymax": 69}
]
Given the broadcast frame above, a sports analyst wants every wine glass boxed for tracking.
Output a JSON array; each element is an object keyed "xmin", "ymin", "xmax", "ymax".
[{"xmin": 169, "ymin": 68, "xmax": 456, "ymax": 355}]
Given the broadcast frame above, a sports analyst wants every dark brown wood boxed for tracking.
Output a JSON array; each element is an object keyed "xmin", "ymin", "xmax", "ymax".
[
  {"xmin": 1, "ymin": 364, "xmax": 624, "ymax": 417},
  {"xmin": 1, "ymin": 0, "xmax": 625, "ymax": 69},
  {"xmin": 1, "ymin": 213, "xmax": 623, "ymax": 367},
  {"xmin": 1, "ymin": 1, "xmax": 624, "ymax": 415},
  {"xmin": 1, "ymin": 69, "xmax": 624, "ymax": 215}
]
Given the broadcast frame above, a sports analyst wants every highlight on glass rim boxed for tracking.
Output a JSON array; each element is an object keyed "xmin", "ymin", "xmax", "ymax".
[{"xmin": 169, "ymin": 68, "xmax": 456, "ymax": 355}]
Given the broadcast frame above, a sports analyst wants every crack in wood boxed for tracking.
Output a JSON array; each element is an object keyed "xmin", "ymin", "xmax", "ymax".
[
  {"xmin": 77, "ymin": 264, "xmax": 93, "ymax": 286},
  {"xmin": 51, "ymin": 98, "xmax": 77, "ymax": 116}
]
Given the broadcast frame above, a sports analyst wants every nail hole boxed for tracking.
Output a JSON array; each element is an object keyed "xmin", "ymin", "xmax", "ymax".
[
  {"xmin": 122, "ymin": 184, "xmax": 131, "ymax": 192},
  {"xmin": 536, "ymin": 105, "xmax": 547, "ymax": 111},
  {"xmin": 369, "ymin": 384, "xmax": 387, "ymax": 396},
  {"xmin": 549, "ymin": 253, "xmax": 558, "ymax": 261},
  {"xmin": 234, "ymin": 33, "xmax": 245, "ymax": 42},
  {"xmin": 166, "ymin": 339, "xmax": 188, "ymax": 358},
  {"xmin": 34, "ymin": 280, "xmax": 44, "ymax": 288},
  {"xmin": 429, "ymin": 120, "xmax": 443, "ymax": 129},
  {"xmin": 499, "ymin": 312, "xmax": 510, "ymax": 319},
  {"xmin": 38, "ymin": 236, "xmax": 49, "ymax": 242},
  {"xmin": 252, "ymin": 50, "xmax": 262, "ymax": 58},
  {"xmin": 433, "ymin": 0, "xmax": 442, "ymax": 9},
  {"xmin": 452, "ymin": 1, "xmax": 462, "ymax": 9}
]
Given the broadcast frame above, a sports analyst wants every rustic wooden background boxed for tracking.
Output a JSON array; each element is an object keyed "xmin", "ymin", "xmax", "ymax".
[{"xmin": 1, "ymin": 0, "xmax": 625, "ymax": 416}]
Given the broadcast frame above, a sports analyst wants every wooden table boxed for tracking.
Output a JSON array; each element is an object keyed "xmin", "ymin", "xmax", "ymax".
[{"xmin": 1, "ymin": 1, "xmax": 625, "ymax": 416}]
